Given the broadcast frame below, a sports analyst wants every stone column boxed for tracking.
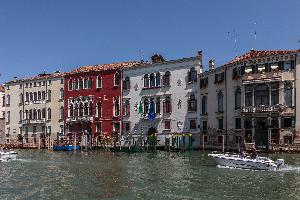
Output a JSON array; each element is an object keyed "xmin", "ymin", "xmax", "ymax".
[
  {"xmin": 268, "ymin": 116, "xmax": 272, "ymax": 150},
  {"xmin": 251, "ymin": 117, "xmax": 255, "ymax": 144}
]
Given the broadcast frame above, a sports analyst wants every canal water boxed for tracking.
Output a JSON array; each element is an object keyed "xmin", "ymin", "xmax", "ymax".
[{"xmin": 1, "ymin": 150, "xmax": 300, "ymax": 200}]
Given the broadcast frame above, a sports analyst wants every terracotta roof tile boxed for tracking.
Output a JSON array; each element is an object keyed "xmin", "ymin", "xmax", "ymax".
[
  {"xmin": 225, "ymin": 49, "xmax": 300, "ymax": 65},
  {"xmin": 6, "ymin": 72, "xmax": 64, "ymax": 84},
  {"xmin": 67, "ymin": 61, "xmax": 143, "ymax": 75}
]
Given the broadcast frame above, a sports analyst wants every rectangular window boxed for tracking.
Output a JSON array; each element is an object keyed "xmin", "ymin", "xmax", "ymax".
[
  {"xmin": 33, "ymin": 126, "xmax": 36, "ymax": 134},
  {"xmin": 218, "ymin": 118, "xmax": 223, "ymax": 130},
  {"xmin": 6, "ymin": 111, "xmax": 10, "ymax": 123},
  {"xmin": 235, "ymin": 118, "xmax": 241, "ymax": 129},
  {"xmin": 113, "ymin": 122, "xmax": 120, "ymax": 133},
  {"xmin": 96, "ymin": 123, "xmax": 102, "ymax": 132},
  {"xmin": 204, "ymin": 135, "xmax": 207, "ymax": 143},
  {"xmin": 48, "ymin": 126, "xmax": 51, "ymax": 135},
  {"xmin": 164, "ymin": 120, "xmax": 171, "ymax": 130},
  {"xmin": 218, "ymin": 135, "xmax": 223, "ymax": 144},
  {"xmin": 190, "ymin": 119, "xmax": 197, "ymax": 130},
  {"xmin": 60, "ymin": 125, "xmax": 64, "ymax": 134},
  {"xmin": 283, "ymin": 118, "xmax": 292, "ymax": 128},
  {"xmin": 202, "ymin": 121, "xmax": 207, "ymax": 132}
]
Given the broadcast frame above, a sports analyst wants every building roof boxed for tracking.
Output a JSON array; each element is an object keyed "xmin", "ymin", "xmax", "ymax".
[
  {"xmin": 225, "ymin": 49, "xmax": 300, "ymax": 66},
  {"xmin": 6, "ymin": 71, "xmax": 64, "ymax": 84},
  {"xmin": 0, "ymin": 85, "xmax": 4, "ymax": 92},
  {"xmin": 66, "ymin": 61, "xmax": 143, "ymax": 75}
]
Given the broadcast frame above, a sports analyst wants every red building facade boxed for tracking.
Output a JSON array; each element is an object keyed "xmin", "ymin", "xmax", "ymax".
[{"xmin": 64, "ymin": 62, "xmax": 139, "ymax": 146}]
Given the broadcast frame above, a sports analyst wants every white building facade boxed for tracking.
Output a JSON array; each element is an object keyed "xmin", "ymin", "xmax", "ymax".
[
  {"xmin": 200, "ymin": 50, "xmax": 300, "ymax": 151},
  {"xmin": 122, "ymin": 53, "xmax": 201, "ymax": 149}
]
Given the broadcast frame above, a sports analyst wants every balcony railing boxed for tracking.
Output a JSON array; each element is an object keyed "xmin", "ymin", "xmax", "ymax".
[
  {"xmin": 22, "ymin": 119, "xmax": 46, "ymax": 124},
  {"xmin": 242, "ymin": 105, "xmax": 283, "ymax": 113},
  {"xmin": 66, "ymin": 116, "xmax": 93, "ymax": 122}
]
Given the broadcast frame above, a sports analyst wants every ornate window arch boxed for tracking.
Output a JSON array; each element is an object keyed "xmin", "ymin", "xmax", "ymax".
[
  {"xmin": 144, "ymin": 74, "xmax": 149, "ymax": 88},
  {"xmin": 284, "ymin": 82, "xmax": 293, "ymax": 107}
]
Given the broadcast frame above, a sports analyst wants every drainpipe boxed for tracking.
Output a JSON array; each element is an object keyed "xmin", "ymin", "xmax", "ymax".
[
  {"xmin": 225, "ymin": 67, "xmax": 228, "ymax": 150},
  {"xmin": 294, "ymin": 53, "xmax": 297, "ymax": 144}
]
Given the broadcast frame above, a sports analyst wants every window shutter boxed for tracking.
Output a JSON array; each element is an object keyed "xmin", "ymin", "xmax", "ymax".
[
  {"xmin": 291, "ymin": 60, "xmax": 295, "ymax": 69},
  {"xmin": 187, "ymin": 99, "xmax": 190, "ymax": 111},
  {"xmin": 188, "ymin": 71, "xmax": 191, "ymax": 82},
  {"xmin": 163, "ymin": 101, "xmax": 166, "ymax": 113},
  {"xmin": 169, "ymin": 99, "xmax": 172, "ymax": 113}
]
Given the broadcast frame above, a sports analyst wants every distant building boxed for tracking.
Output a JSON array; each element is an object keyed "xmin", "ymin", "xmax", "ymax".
[
  {"xmin": 200, "ymin": 49, "xmax": 300, "ymax": 151},
  {"xmin": 64, "ymin": 62, "xmax": 140, "ymax": 147},
  {"xmin": 0, "ymin": 85, "xmax": 5, "ymax": 144},
  {"xmin": 4, "ymin": 72, "xmax": 65, "ymax": 148},
  {"xmin": 122, "ymin": 52, "xmax": 201, "ymax": 148}
]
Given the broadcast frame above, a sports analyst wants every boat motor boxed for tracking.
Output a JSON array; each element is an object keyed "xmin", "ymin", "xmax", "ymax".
[{"xmin": 275, "ymin": 159, "xmax": 285, "ymax": 168}]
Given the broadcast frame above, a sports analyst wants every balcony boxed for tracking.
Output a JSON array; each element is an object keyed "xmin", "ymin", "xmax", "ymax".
[
  {"xmin": 66, "ymin": 116, "xmax": 93, "ymax": 122},
  {"xmin": 22, "ymin": 119, "xmax": 46, "ymax": 124},
  {"xmin": 141, "ymin": 113, "xmax": 162, "ymax": 120},
  {"xmin": 242, "ymin": 105, "xmax": 283, "ymax": 113}
]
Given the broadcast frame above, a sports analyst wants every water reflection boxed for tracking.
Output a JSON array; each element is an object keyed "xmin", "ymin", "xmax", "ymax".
[{"xmin": 1, "ymin": 150, "xmax": 300, "ymax": 199}]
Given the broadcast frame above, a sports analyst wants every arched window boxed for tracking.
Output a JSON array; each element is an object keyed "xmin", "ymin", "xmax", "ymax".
[
  {"xmin": 25, "ymin": 110, "xmax": 28, "ymax": 120},
  {"xmin": 33, "ymin": 92, "xmax": 37, "ymax": 101},
  {"xmin": 42, "ymin": 109, "xmax": 46, "ymax": 119},
  {"xmin": 47, "ymin": 108, "xmax": 51, "ymax": 120},
  {"xmin": 245, "ymin": 85, "xmax": 253, "ymax": 106},
  {"xmin": 271, "ymin": 82, "xmax": 279, "ymax": 105},
  {"xmin": 96, "ymin": 102, "xmax": 102, "ymax": 117},
  {"xmin": 25, "ymin": 92, "xmax": 29, "ymax": 102},
  {"xmin": 144, "ymin": 99, "xmax": 149, "ymax": 114},
  {"xmin": 163, "ymin": 71, "xmax": 170, "ymax": 86},
  {"xmin": 217, "ymin": 91, "xmax": 223, "ymax": 112},
  {"xmin": 37, "ymin": 109, "xmax": 41, "ymax": 119},
  {"xmin": 79, "ymin": 103, "xmax": 83, "ymax": 117},
  {"xmin": 235, "ymin": 87, "xmax": 241, "ymax": 109},
  {"xmin": 114, "ymin": 72, "xmax": 120, "ymax": 86},
  {"xmin": 42, "ymin": 91, "xmax": 46, "ymax": 100},
  {"xmin": 84, "ymin": 102, "xmax": 89, "ymax": 116},
  {"xmin": 202, "ymin": 96, "xmax": 207, "ymax": 114},
  {"xmin": 188, "ymin": 94, "xmax": 197, "ymax": 111},
  {"xmin": 284, "ymin": 82, "xmax": 293, "ymax": 107},
  {"xmin": 19, "ymin": 110, "xmax": 23, "ymax": 121},
  {"xmin": 33, "ymin": 109, "xmax": 37, "ymax": 120},
  {"xmin": 78, "ymin": 78, "xmax": 83, "ymax": 89},
  {"xmin": 164, "ymin": 96, "xmax": 172, "ymax": 113},
  {"xmin": 156, "ymin": 73, "xmax": 161, "ymax": 86},
  {"xmin": 150, "ymin": 73, "xmax": 155, "ymax": 87},
  {"xmin": 144, "ymin": 74, "xmax": 149, "ymax": 88},
  {"xmin": 123, "ymin": 77, "xmax": 130, "ymax": 90},
  {"xmin": 114, "ymin": 97, "xmax": 120, "ymax": 116},
  {"xmin": 6, "ymin": 94, "xmax": 10, "ymax": 105},
  {"xmin": 97, "ymin": 76, "xmax": 102, "ymax": 88},
  {"xmin": 29, "ymin": 92, "xmax": 33, "ymax": 101},
  {"xmin": 156, "ymin": 97, "xmax": 160, "ymax": 114},
  {"xmin": 60, "ymin": 107, "xmax": 64, "ymax": 120},
  {"xmin": 29, "ymin": 109, "xmax": 33, "ymax": 120},
  {"xmin": 254, "ymin": 84, "xmax": 269, "ymax": 106},
  {"xmin": 20, "ymin": 93, "xmax": 23, "ymax": 104},
  {"xmin": 74, "ymin": 104, "xmax": 78, "ymax": 117},
  {"xmin": 69, "ymin": 104, "xmax": 74, "ymax": 117},
  {"xmin": 74, "ymin": 80, "xmax": 78, "ymax": 90},
  {"xmin": 37, "ymin": 91, "xmax": 41, "ymax": 100},
  {"xmin": 47, "ymin": 90, "xmax": 51, "ymax": 101},
  {"xmin": 89, "ymin": 102, "xmax": 93, "ymax": 115},
  {"xmin": 68, "ymin": 79, "xmax": 73, "ymax": 91},
  {"xmin": 60, "ymin": 89, "xmax": 64, "ymax": 100},
  {"xmin": 188, "ymin": 67, "xmax": 197, "ymax": 82},
  {"xmin": 124, "ymin": 99, "xmax": 130, "ymax": 116}
]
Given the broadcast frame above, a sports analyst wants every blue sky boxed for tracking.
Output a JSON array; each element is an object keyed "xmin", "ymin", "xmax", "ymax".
[{"xmin": 0, "ymin": 0, "xmax": 299, "ymax": 84}]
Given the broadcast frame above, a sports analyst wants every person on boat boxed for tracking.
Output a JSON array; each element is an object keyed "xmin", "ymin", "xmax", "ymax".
[
  {"xmin": 239, "ymin": 150, "xmax": 246, "ymax": 158},
  {"xmin": 250, "ymin": 147, "xmax": 258, "ymax": 159}
]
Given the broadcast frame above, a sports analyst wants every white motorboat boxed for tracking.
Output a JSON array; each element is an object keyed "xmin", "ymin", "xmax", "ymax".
[
  {"xmin": 0, "ymin": 150, "xmax": 18, "ymax": 162},
  {"xmin": 208, "ymin": 152, "xmax": 284, "ymax": 171}
]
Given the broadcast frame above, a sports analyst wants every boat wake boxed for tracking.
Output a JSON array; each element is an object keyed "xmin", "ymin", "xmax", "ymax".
[{"xmin": 217, "ymin": 164, "xmax": 300, "ymax": 173}]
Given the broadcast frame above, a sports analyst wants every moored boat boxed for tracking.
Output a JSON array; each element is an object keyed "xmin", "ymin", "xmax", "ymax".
[
  {"xmin": 0, "ymin": 150, "xmax": 18, "ymax": 162},
  {"xmin": 208, "ymin": 152, "xmax": 284, "ymax": 171}
]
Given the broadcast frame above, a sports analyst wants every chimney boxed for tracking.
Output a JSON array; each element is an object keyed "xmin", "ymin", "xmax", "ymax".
[
  {"xmin": 198, "ymin": 50, "xmax": 203, "ymax": 74},
  {"xmin": 13, "ymin": 76, "xmax": 18, "ymax": 81},
  {"xmin": 209, "ymin": 60, "xmax": 215, "ymax": 71},
  {"xmin": 151, "ymin": 54, "xmax": 165, "ymax": 63}
]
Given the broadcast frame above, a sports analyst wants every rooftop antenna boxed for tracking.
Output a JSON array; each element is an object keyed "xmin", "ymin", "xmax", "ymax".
[
  {"xmin": 253, "ymin": 22, "xmax": 257, "ymax": 50},
  {"xmin": 139, "ymin": 49, "xmax": 145, "ymax": 61},
  {"xmin": 228, "ymin": 29, "xmax": 239, "ymax": 57}
]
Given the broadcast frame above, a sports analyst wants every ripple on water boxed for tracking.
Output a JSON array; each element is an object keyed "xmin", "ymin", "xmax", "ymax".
[{"xmin": 1, "ymin": 150, "xmax": 300, "ymax": 200}]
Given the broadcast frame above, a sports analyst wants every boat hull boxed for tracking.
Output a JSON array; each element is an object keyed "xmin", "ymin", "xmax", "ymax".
[{"xmin": 208, "ymin": 154, "xmax": 278, "ymax": 170}]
